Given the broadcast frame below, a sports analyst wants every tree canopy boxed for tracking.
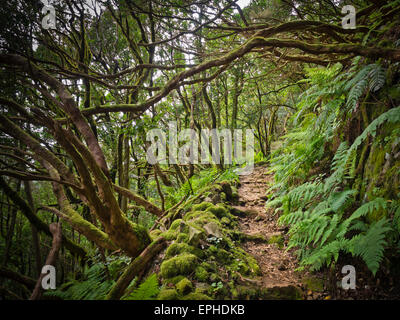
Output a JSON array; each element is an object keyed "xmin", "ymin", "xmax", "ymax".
[{"xmin": 0, "ymin": 0, "xmax": 400, "ymax": 301}]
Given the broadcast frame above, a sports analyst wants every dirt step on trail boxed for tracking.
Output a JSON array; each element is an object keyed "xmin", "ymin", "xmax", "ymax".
[{"xmin": 235, "ymin": 165, "xmax": 308, "ymax": 299}]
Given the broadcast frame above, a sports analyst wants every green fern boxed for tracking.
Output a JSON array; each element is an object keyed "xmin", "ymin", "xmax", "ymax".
[
  {"xmin": 345, "ymin": 64, "xmax": 387, "ymax": 110},
  {"xmin": 342, "ymin": 198, "xmax": 387, "ymax": 229},
  {"xmin": 45, "ymin": 263, "xmax": 115, "ymax": 300},
  {"xmin": 347, "ymin": 78, "xmax": 368, "ymax": 110},
  {"xmin": 344, "ymin": 106, "xmax": 400, "ymax": 178},
  {"xmin": 349, "ymin": 218, "xmax": 391, "ymax": 275},
  {"xmin": 123, "ymin": 274, "xmax": 160, "ymax": 300},
  {"xmin": 301, "ymin": 238, "xmax": 351, "ymax": 271},
  {"xmin": 267, "ymin": 59, "xmax": 398, "ymax": 276},
  {"xmin": 369, "ymin": 64, "xmax": 386, "ymax": 92},
  {"xmin": 328, "ymin": 189, "xmax": 357, "ymax": 212}
]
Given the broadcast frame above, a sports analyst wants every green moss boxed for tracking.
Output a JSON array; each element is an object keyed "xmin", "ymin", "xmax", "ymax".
[
  {"xmin": 129, "ymin": 221, "xmax": 152, "ymax": 251},
  {"xmin": 158, "ymin": 289, "xmax": 178, "ymax": 300},
  {"xmin": 201, "ymin": 261, "xmax": 217, "ymax": 272},
  {"xmin": 170, "ymin": 219, "xmax": 184, "ymax": 230},
  {"xmin": 160, "ymin": 229, "xmax": 178, "ymax": 241},
  {"xmin": 302, "ymin": 276, "xmax": 324, "ymax": 292},
  {"xmin": 268, "ymin": 234, "xmax": 284, "ymax": 248},
  {"xmin": 176, "ymin": 233, "xmax": 189, "ymax": 243},
  {"xmin": 207, "ymin": 204, "xmax": 229, "ymax": 218},
  {"xmin": 209, "ymin": 273, "xmax": 220, "ymax": 282},
  {"xmin": 245, "ymin": 255, "xmax": 261, "ymax": 275},
  {"xmin": 165, "ymin": 242, "xmax": 190, "ymax": 257},
  {"xmin": 165, "ymin": 242, "xmax": 204, "ymax": 258},
  {"xmin": 231, "ymin": 287, "xmax": 239, "ymax": 299},
  {"xmin": 176, "ymin": 278, "xmax": 193, "ymax": 295},
  {"xmin": 195, "ymin": 282, "xmax": 211, "ymax": 295},
  {"xmin": 233, "ymin": 285, "xmax": 258, "ymax": 299},
  {"xmin": 260, "ymin": 286, "xmax": 303, "ymax": 300},
  {"xmin": 185, "ymin": 211, "xmax": 218, "ymax": 227},
  {"xmin": 150, "ymin": 229, "xmax": 162, "ymax": 240},
  {"xmin": 372, "ymin": 148, "xmax": 385, "ymax": 177},
  {"xmin": 221, "ymin": 217, "xmax": 231, "ymax": 225},
  {"xmin": 228, "ymin": 247, "xmax": 261, "ymax": 276},
  {"xmin": 208, "ymin": 245, "xmax": 230, "ymax": 262},
  {"xmin": 161, "ymin": 219, "xmax": 188, "ymax": 241},
  {"xmin": 362, "ymin": 127, "xmax": 400, "ymax": 216},
  {"xmin": 64, "ymin": 204, "xmax": 117, "ymax": 250},
  {"xmin": 237, "ymin": 232, "xmax": 268, "ymax": 243},
  {"xmin": 192, "ymin": 202, "xmax": 214, "ymax": 212},
  {"xmin": 162, "ymin": 275, "xmax": 185, "ymax": 285},
  {"xmin": 160, "ymin": 253, "xmax": 198, "ymax": 278},
  {"xmin": 231, "ymin": 186, "xmax": 239, "ymax": 200},
  {"xmin": 195, "ymin": 267, "xmax": 209, "ymax": 282},
  {"xmin": 181, "ymin": 290, "xmax": 211, "ymax": 300}
]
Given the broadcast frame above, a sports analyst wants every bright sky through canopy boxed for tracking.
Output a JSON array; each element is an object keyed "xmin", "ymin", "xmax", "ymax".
[{"xmin": 237, "ymin": 0, "xmax": 251, "ymax": 8}]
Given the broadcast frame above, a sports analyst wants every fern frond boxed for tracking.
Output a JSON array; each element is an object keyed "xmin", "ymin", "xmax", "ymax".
[
  {"xmin": 328, "ymin": 189, "xmax": 357, "ymax": 212},
  {"xmin": 368, "ymin": 64, "xmax": 386, "ymax": 92},
  {"xmin": 349, "ymin": 218, "xmax": 391, "ymax": 276},
  {"xmin": 301, "ymin": 239, "xmax": 350, "ymax": 271},
  {"xmin": 123, "ymin": 274, "xmax": 160, "ymax": 300}
]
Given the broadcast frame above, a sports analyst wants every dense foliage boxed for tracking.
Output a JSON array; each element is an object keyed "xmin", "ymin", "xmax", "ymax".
[{"xmin": 0, "ymin": 0, "xmax": 399, "ymax": 300}]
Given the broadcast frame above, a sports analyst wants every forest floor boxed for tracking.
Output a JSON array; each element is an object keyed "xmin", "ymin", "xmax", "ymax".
[
  {"xmin": 234, "ymin": 164, "xmax": 400, "ymax": 300},
  {"xmin": 234, "ymin": 164, "xmax": 329, "ymax": 300}
]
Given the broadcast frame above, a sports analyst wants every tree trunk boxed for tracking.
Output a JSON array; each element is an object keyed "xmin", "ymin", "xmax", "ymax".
[
  {"xmin": 30, "ymin": 222, "xmax": 62, "ymax": 300},
  {"xmin": 24, "ymin": 181, "xmax": 42, "ymax": 278},
  {"xmin": 106, "ymin": 237, "xmax": 166, "ymax": 300}
]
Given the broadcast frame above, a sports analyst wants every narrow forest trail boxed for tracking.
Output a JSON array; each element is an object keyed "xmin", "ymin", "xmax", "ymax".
[{"xmin": 234, "ymin": 164, "xmax": 313, "ymax": 299}]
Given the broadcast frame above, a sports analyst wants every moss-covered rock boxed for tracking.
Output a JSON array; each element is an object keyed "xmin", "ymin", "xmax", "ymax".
[
  {"xmin": 176, "ymin": 233, "xmax": 189, "ymax": 243},
  {"xmin": 158, "ymin": 288, "xmax": 179, "ymax": 300},
  {"xmin": 194, "ymin": 266, "xmax": 209, "ymax": 282},
  {"xmin": 176, "ymin": 278, "xmax": 193, "ymax": 295},
  {"xmin": 195, "ymin": 282, "xmax": 211, "ymax": 294},
  {"xmin": 181, "ymin": 290, "xmax": 212, "ymax": 300},
  {"xmin": 160, "ymin": 253, "xmax": 198, "ymax": 278},
  {"xmin": 268, "ymin": 233, "xmax": 284, "ymax": 248},
  {"xmin": 161, "ymin": 219, "xmax": 189, "ymax": 241},
  {"xmin": 232, "ymin": 285, "xmax": 259, "ymax": 299},
  {"xmin": 170, "ymin": 219, "xmax": 185, "ymax": 230},
  {"xmin": 185, "ymin": 211, "xmax": 220, "ymax": 228},
  {"xmin": 230, "ymin": 206, "xmax": 246, "ymax": 217},
  {"xmin": 221, "ymin": 217, "xmax": 231, "ymax": 225},
  {"xmin": 207, "ymin": 204, "xmax": 230, "ymax": 219},
  {"xmin": 162, "ymin": 275, "xmax": 185, "ymax": 285},
  {"xmin": 187, "ymin": 224, "xmax": 205, "ymax": 246},
  {"xmin": 192, "ymin": 202, "xmax": 214, "ymax": 212},
  {"xmin": 219, "ymin": 181, "xmax": 233, "ymax": 200},
  {"xmin": 203, "ymin": 221, "xmax": 224, "ymax": 238},
  {"xmin": 165, "ymin": 242, "xmax": 203, "ymax": 259},
  {"xmin": 302, "ymin": 276, "xmax": 325, "ymax": 292},
  {"xmin": 156, "ymin": 177, "xmax": 265, "ymax": 299},
  {"xmin": 231, "ymin": 186, "xmax": 239, "ymax": 202},
  {"xmin": 208, "ymin": 245, "xmax": 230, "ymax": 262},
  {"xmin": 260, "ymin": 285, "xmax": 303, "ymax": 300},
  {"xmin": 236, "ymin": 232, "xmax": 268, "ymax": 243}
]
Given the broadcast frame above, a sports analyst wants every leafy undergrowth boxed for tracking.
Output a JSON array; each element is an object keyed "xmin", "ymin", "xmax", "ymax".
[
  {"xmin": 45, "ymin": 174, "xmax": 276, "ymax": 300},
  {"xmin": 264, "ymin": 58, "xmax": 400, "ymax": 297}
]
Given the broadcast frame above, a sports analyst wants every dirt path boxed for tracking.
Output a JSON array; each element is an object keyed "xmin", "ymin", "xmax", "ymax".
[
  {"xmin": 234, "ymin": 165, "xmax": 306, "ymax": 297},
  {"xmin": 233, "ymin": 165, "xmax": 400, "ymax": 300}
]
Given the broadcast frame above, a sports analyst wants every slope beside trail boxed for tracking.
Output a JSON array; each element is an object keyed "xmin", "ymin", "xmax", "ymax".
[{"xmin": 234, "ymin": 164, "xmax": 324, "ymax": 299}]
